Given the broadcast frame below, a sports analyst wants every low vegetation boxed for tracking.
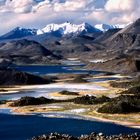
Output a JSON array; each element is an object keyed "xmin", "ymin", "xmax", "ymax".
[
  {"xmin": 59, "ymin": 90, "xmax": 79, "ymax": 96},
  {"xmin": 68, "ymin": 75, "xmax": 88, "ymax": 83},
  {"xmin": 120, "ymin": 85, "xmax": 140, "ymax": 96},
  {"xmin": 0, "ymin": 100, "xmax": 6, "ymax": 105},
  {"xmin": 98, "ymin": 95, "xmax": 140, "ymax": 114},
  {"xmin": 72, "ymin": 95, "xmax": 111, "ymax": 105},
  {"xmin": 10, "ymin": 96, "xmax": 56, "ymax": 107},
  {"xmin": 110, "ymin": 76, "xmax": 140, "ymax": 88},
  {"xmin": 10, "ymin": 95, "xmax": 111, "ymax": 107}
]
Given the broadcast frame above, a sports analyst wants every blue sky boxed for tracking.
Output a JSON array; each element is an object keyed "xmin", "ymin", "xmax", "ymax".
[{"xmin": 0, "ymin": 0, "xmax": 139, "ymax": 35}]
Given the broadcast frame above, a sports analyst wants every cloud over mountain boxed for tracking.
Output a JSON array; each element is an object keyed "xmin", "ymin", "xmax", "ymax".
[{"xmin": 0, "ymin": 0, "xmax": 139, "ymax": 35}]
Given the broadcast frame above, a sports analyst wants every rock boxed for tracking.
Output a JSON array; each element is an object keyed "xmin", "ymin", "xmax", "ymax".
[
  {"xmin": 30, "ymin": 132, "xmax": 140, "ymax": 140},
  {"xmin": 98, "ymin": 133, "xmax": 103, "ymax": 136}
]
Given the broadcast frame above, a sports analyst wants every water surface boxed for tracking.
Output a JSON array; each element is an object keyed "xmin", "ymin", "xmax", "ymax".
[
  {"xmin": 10, "ymin": 65, "xmax": 103, "ymax": 75},
  {"xmin": 0, "ymin": 113, "xmax": 139, "ymax": 140}
]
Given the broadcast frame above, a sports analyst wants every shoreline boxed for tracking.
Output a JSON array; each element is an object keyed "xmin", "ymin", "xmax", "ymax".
[
  {"xmin": 0, "ymin": 76, "xmax": 139, "ymax": 130},
  {"xmin": 83, "ymin": 113, "xmax": 140, "ymax": 129},
  {"xmin": 1, "ymin": 105, "xmax": 140, "ymax": 130},
  {"xmin": 1, "ymin": 101, "xmax": 140, "ymax": 130}
]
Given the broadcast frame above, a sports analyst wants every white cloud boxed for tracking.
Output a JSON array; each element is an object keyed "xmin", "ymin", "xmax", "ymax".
[
  {"xmin": 104, "ymin": 0, "xmax": 140, "ymax": 24},
  {"xmin": 53, "ymin": 0, "xmax": 86, "ymax": 12},
  {"xmin": 105, "ymin": 0, "xmax": 138, "ymax": 12},
  {"xmin": 1, "ymin": 0, "xmax": 36, "ymax": 13}
]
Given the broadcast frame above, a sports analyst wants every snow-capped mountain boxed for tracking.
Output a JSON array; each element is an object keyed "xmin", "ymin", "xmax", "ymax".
[
  {"xmin": 95, "ymin": 24, "xmax": 126, "ymax": 32},
  {"xmin": 0, "ymin": 22, "xmax": 128, "ymax": 41},
  {"xmin": 0, "ymin": 22, "xmax": 102, "ymax": 41},
  {"xmin": 37, "ymin": 22, "xmax": 102, "ymax": 35},
  {"xmin": 0, "ymin": 27, "xmax": 37, "ymax": 40}
]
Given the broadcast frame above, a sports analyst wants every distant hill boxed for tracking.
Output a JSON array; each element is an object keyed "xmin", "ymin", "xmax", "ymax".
[{"xmin": 0, "ymin": 39, "xmax": 60, "ymax": 65}]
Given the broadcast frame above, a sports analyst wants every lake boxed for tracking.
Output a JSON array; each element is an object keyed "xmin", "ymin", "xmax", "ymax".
[
  {"xmin": 10, "ymin": 65, "xmax": 104, "ymax": 75},
  {"xmin": 0, "ymin": 113, "xmax": 140, "ymax": 140}
]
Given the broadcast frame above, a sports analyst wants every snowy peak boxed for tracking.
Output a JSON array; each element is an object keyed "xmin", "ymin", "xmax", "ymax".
[
  {"xmin": 0, "ymin": 27, "xmax": 38, "ymax": 40},
  {"xmin": 1, "ymin": 22, "xmax": 128, "ymax": 41},
  {"xmin": 13, "ymin": 27, "xmax": 38, "ymax": 35},
  {"xmin": 37, "ymin": 22, "xmax": 101, "ymax": 35},
  {"xmin": 95, "ymin": 24, "xmax": 126, "ymax": 32}
]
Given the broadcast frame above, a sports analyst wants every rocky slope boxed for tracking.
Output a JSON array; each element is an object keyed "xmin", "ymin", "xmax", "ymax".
[
  {"xmin": 102, "ymin": 18, "xmax": 140, "ymax": 57},
  {"xmin": 87, "ymin": 18, "xmax": 140, "ymax": 73},
  {"xmin": 0, "ymin": 39, "xmax": 60, "ymax": 65},
  {"xmin": 94, "ymin": 28, "xmax": 121, "ymax": 43},
  {"xmin": 41, "ymin": 35, "xmax": 103, "ymax": 58}
]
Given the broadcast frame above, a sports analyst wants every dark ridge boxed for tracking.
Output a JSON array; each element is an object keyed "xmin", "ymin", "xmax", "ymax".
[
  {"xmin": 98, "ymin": 95, "xmax": 140, "ymax": 114},
  {"xmin": 0, "ymin": 68, "xmax": 52, "ymax": 85},
  {"xmin": 10, "ymin": 96, "xmax": 56, "ymax": 107},
  {"xmin": 71, "ymin": 95, "xmax": 111, "ymax": 105},
  {"xmin": 0, "ymin": 39, "xmax": 55, "ymax": 56},
  {"xmin": 10, "ymin": 95, "xmax": 111, "ymax": 107}
]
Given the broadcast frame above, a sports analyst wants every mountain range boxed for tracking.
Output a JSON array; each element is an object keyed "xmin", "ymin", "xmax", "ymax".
[
  {"xmin": 0, "ymin": 22, "xmax": 126, "ymax": 41},
  {"xmin": 0, "ymin": 19, "xmax": 140, "ymax": 74}
]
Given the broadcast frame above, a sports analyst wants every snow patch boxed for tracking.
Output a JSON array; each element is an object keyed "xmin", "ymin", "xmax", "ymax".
[{"xmin": 95, "ymin": 24, "xmax": 126, "ymax": 32}]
